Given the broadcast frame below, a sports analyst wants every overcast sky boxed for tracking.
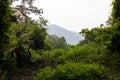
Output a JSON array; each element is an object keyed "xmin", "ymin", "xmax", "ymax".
[{"xmin": 34, "ymin": 0, "xmax": 112, "ymax": 32}]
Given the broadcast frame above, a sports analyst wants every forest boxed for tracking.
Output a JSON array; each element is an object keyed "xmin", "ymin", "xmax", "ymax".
[{"xmin": 0, "ymin": 0, "xmax": 120, "ymax": 80}]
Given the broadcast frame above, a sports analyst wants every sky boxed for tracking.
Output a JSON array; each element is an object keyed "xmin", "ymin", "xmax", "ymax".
[{"xmin": 34, "ymin": 0, "xmax": 112, "ymax": 32}]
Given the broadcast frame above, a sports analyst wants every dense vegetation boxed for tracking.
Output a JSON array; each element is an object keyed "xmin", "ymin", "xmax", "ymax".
[{"xmin": 1, "ymin": 0, "xmax": 120, "ymax": 80}]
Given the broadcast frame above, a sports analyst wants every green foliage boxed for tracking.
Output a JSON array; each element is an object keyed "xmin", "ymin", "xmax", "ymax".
[
  {"xmin": 79, "ymin": 26, "xmax": 112, "ymax": 46},
  {"xmin": 34, "ymin": 67, "xmax": 54, "ymax": 80},
  {"xmin": 0, "ymin": 0, "xmax": 49, "ymax": 69},
  {"xmin": 108, "ymin": 0, "xmax": 120, "ymax": 52},
  {"xmin": 47, "ymin": 35, "xmax": 68, "ymax": 49},
  {"xmin": 29, "ymin": 49, "xmax": 43, "ymax": 62},
  {"xmin": 65, "ymin": 45, "xmax": 94, "ymax": 62},
  {"xmin": 8, "ymin": 18, "xmax": 49, "ymax": 67},
  {"xmin": 111, "ymin": 0, "xmax": 120, "ymax": 21},
  {"xmin": 49, "ymin": 49, "xmax": 65, "ymax": 59},
  {"xmin": 63, "ymin": 44, "xmax": 105, "ymax": 63},
  {"xmin": 34, "ymin": 63, "xmax": 110, "ymax": 80},
  {"xmin": 42, "ymin": 43, "xmax": 108, "ymax": 65},
  {"xmin": 0, "ymin": 0, "xmax": 12, "ymax": 60},
  {"xmin": 29, "ymin": 24, "xmax": 49, "ymax": 50},
  {"xmin": 1, "ymin": 0, "xmax": 120, "ymax": 79}
]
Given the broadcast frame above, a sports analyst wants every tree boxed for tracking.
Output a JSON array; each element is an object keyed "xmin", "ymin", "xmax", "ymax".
[
  {"xmin": 108, "ymin": 0, "xmax": 120, "ymax": 52},
  {"xmin": 29, "ymin": 23, "xmax": 49, "ymax": 50},
  {"xmin": 9, "ymin": 19, "xmax": 33, "ymax": 67},
  {"xmin": 9, "ymin": 17, "xmax": 49, "ymax": 67},
  {"xmin": 111, "ymin": 0, "xmax": 120, "ymax": 22},
  {"xmin": 11, "ymin": 0, "xmax": 43, "ymax": 17},
  {"xmin": 47, "ymin": 35, "xmax": 68, "ymax": 49},
  {"xmin": 0, "ymin": 0, "xmax": 49, "ymax": 79},
  {"xmin": 0, "ymin": 0, "xmax": 12, "ymax": 60},
  {"xmin": 79, "ymin": 26, "xmax": 112, "ymax": 47}
]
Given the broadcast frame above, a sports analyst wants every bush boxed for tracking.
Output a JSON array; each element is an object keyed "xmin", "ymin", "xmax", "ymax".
[
  {"xmin": 34, "ymin": 63, "xmax": 110, "ymax": 80},
  {"xmin": 63, "ymin": 45, "xmax": 100, "ymax": 63},
  {"xmin": 34, "ymin": 67, "xmax": 55, "ymax": 80},
  {"xmin": 43, "ymin": 44, "xmax": 107, "ymax": 64},
  {"xmin": 50, "ymin": 49, "xmax": 65, "ymax": 59},
  {"xmin": 103, "ymin": 52, "xmax": 120, "ymax": 70}
]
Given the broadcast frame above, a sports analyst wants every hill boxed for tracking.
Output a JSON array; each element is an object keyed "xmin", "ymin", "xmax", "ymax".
[{"xmin": 45, "ymin": 24, "xmax": 84, "ymax": 45}]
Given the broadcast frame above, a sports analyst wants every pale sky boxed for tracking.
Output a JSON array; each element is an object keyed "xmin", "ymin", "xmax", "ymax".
[{"xmin": 34, "ymin": 0, "xmax": 112, "ymax": 32}]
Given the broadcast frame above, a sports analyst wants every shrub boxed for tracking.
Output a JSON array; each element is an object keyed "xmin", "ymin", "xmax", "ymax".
[
  {"xmin": 34, "ymin": 67, "xmax": 55, "ymax": 80},
  {"xmin": 63, "ymin": 45, "xmax": 99, "ymax": 62},
  {"xmin": 34, "ymin": 63, "xmax": 110, "ymax": 80},
  {"xmin": 50, "ymin": 49, "xmax": 65, "ymax": 59}
]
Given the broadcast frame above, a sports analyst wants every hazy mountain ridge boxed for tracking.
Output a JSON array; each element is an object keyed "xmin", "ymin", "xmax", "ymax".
[{"xmin": 45, "ymin": 24, "xmax": 84, "ymax": 45}]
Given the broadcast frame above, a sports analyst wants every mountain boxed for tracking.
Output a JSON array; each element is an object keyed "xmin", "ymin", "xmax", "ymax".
[{"xmin": 45, "ymin": 24, "xmax": 84, "ymax": 45}]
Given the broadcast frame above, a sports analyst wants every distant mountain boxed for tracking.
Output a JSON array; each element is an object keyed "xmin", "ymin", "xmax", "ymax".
[{"xmin": 45, "ymin": 24, "xmax": 84, "ymax": 45}]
